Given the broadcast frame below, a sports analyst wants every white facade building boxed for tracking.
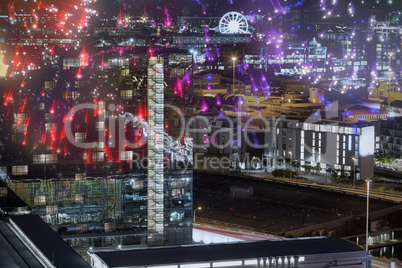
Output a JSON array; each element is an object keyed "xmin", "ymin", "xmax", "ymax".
[{"xmin": 264, "ymin": 118, "xmax": 375, "ymax": 180}]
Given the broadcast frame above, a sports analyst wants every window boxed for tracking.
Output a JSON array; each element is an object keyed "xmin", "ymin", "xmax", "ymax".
[
  {"xmin": 14, "ymin": 113, "xmax": 26, "ymax": 123},
  {"xmin": 0, "ymin": 186, "xmax": 7, "ymax": 197},
  {"xmin": 0, "ymin": 167, "xmax": 7, "ymax": 180},
  {"xmin": 12, "ymin": 124, "xmax": 27, "ymax": 133},
  {"xmin": 34, "ymin": 196, "xmax": 46, "ymax": 205},
  {"xmin": 12, "ymin": 135, "xmax": 22, "ymax": 144},
  {"xmin": 75, "ymin": 173, "xmax": 86, "ymax": 180},
  {"xmin": 67, "ymin": 91, "xmax": 80, "ymax": 100},
  {"xmin": 75, "ymin": 81, "xmax": 85, "ymax": 89},
  {"xmin": 75, "ymin": 132, "xmax": 86, "ymax": 142},
  {"xmin": 12, "ymin": 165, "xmax": 28, "ymax": 175},
  {"xmin": 33, "ymin": 154, "xmax": 57, "ymax": 164},
  {"xmin": 96, "ymin": 121, "xmax": 104, "ymax": 131},
  {"xmin": 46, "ymin": 205, "xmax": 58, "ymax": 215},
  {"xmin": 45, "ymin": 113, "xmax": 55, "ymax": 121},
  {"xmin": 120, "ymin": 151, "xmax": 133, "ymax": 161},
  {"xmin": 120, "ymin": 90, "xmax": 133, "ymax": 100},
  {"xmin": 97, "ymin": 142, "xmax": 104, "ymax": 149},
  {"xmin": 92, "ymin": 152, "xmax": 104, "ymax": 162},
  {"xmin": 45, "ymin": 81, "xmax": 55, "ymax": 90},
  {"xmin": 45, "ymin": 123, "xmax": 57, "ymax": 132}
]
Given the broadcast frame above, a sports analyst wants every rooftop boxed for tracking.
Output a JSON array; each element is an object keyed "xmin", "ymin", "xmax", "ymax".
[
  {"xmin": 93, "ymin": 238, "xmax": 366, "ymax": 267},
  {"xmin": 11, "ymin": 215, "xmax": 90, "ymax": 268}
]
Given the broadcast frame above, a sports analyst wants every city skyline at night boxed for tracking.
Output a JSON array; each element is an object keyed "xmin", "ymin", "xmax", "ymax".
[{"xmin": 0, "ymin": 0, "xmax": 402, "ymax": 267}]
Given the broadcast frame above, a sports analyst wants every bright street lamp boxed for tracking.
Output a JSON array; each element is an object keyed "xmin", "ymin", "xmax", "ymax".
[
  {"xmin": 352, "ymin": 157, "xmax": 356, "ymax": 187},
  {"xmin": 193, "ymin": 206, "xmax": 202, "ymax": 224},
  {"xmin": 366, "ymin": 179, "xmax": 371, "ymax": 252},
  {"xmin": 231, "ymin": 56, "xmax": 241, "ymax": 170},
  {"xmin": 232, "ymin": 57, "xmax": 237, "ymax": 95},
  {"xmin": 289, "ymin": 151, "xmax": 292, "ymax": 178}
]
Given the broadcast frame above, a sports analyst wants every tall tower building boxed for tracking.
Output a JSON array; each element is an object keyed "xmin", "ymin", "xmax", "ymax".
[{"xmin": 147, "ymin": 56, "xmax": 165, "ymax": 245}]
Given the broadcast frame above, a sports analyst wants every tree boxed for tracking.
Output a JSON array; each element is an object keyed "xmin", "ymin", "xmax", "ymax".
[
  {"xmin": 374, "ymin": 151, "xmax": 398, "ymax": 167},
  {"xmin": 301, "ymin": 165, "xmax": 313, "ymax": 173},
  {"xmin": 314, "ymin": 163, "xmax": 321, "ymax": 174},
  {"xmin": 292, "ymin": 161, "xmax": 301, "ymax": 170}
]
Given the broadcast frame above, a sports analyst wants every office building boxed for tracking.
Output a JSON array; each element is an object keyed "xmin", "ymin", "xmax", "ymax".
[
  {"xmin": 265, "ymin": 118, "xmax": 375, "ymax": 180},
  {"xmin": 374, "ymin": 117, "xmax": 402, "ymax": 158},
  {"xmin": 2, "ymin": 48, "xmax": 194, "ymax": 248}
]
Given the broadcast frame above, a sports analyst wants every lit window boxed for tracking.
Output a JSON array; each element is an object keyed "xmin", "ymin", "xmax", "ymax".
[
  {"xmin": 14, "ymin": 113, "xmax": 26, "ymax": 123},
  {"xmin": 34, "ymin": 196, "xmax": 46, "ymax": 205},
  {"xmin": 120, "ymin": 90, "xmax": 133, "ymax": 100},
  {"xmin": 0, "ymin": 187, "xmax": 7, "ymax": 197},
  {"xmin": 45, "ymin": 123, "xmax": 57, "ymax": 132},
  {"xmin": 12, "ymin": 165, "xmax": 28, "ymax": 175},
  {"xmin": 75, "ymin": 132, "xmax": 87, "ymax": 142},
  {"xmin": 120, "ymin": 151, "xmax": 133, "ymax": 161},
  {"xmin": 96, "ymin": 122, "xmax": 105, "ymax": 131},
  {"xmin": 0, "ymin": 166, "xmax": 7, "ymax": 176},
  {"xmin": 33, "ymin": 154, "xmax": 57, "ymax": 164},
  {"xmin": 75, "ymin": 173, "xmax": 86, "ymax": 180},
  {"xmin": 46, "ymin": 205, "xmax": 58, "ymax": 215},
  {"xmin": 92, "ymin": 152, "xmax": 104, "ymax": 162}
]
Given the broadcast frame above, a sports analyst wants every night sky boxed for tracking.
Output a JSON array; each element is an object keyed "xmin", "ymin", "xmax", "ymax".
[
  {"xmin": 94, "ymin": 0, "xmax": 402, "ymax": 20},
  {"xmin": 2, "ymin": 0, "xmax": 401, "ymax": 29}
]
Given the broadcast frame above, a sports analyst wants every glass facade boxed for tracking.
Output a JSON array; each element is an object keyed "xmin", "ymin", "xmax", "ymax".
[
  {"xmin": 3, "ymin": 50, "xmax": 194, "ymax": 248},
  {"xmin": 7, "ymin": 169, "xmax": 192, "ymax": 248}
]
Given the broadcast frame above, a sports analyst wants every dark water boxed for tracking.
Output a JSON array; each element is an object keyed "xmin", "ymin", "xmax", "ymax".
[{"xmin": 369, "ymin": 244, "xmax": 402, "ymax": 261}]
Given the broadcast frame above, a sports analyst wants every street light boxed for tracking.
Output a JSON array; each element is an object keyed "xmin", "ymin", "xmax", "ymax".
[
  {"xmin": 289, "ymin": 151, "xmax": 292, "ymax": 178},
  {"xmin": 232, "ymin": 56, "xmax": 241, "ymax": 171},
  {"xmin": 366, "ymin": 179, "xmax": 371, "ymax": 252},
  {"xmin": 232, "ymin": 57, "xmax": 237, "ymax": 95},
  {"xmin": 387, "ymin": 52, "xmax": 394, "ymax": 113},
  {"xmin": 221, "ymin": 135, "xmax": 225, "ymax": 174},
  {"xmin": 352, "ymin": 157, "xmax": 356, "ymax": 187},
  {"xmin": 193, "ymin": 206, "xmax": 202, "ymax": 224}
]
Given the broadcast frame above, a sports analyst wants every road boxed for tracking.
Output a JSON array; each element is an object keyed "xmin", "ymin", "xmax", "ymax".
[
  {"xmin": 194, "ymin": 171, "xmax": 397, "ymax": 235},
  {"xmin": 225, "ymin": 170, "xmax": 402, "ymax": 203},
  {"xmin": 194, "ymin": 223, "xmax": 283, "ymax": 242}
]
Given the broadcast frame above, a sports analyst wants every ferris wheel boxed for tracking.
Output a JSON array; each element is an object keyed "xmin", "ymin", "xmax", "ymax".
[{"xmin": 219, "ymin": 12, "xmax": 249, "ymax": 34}]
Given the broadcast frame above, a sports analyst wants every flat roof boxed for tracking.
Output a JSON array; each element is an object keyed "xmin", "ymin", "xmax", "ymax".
[
  {"xmin": 11, "ymin": 215, "xmax": 90, "ymax": 268},
  {"xmin": 0, "ymin": 220, "xmax": 43, "ymax": 268},
  {"xmin": 94, "ymin": 238, "xmax": 366, "ymax": 267},
  {"xmin": 347, "ymin": 109, "xmax": 388, "ymax": 115},
  {"xmin": 281, "ymin": 103, "xmax": 327, "ymax": 108}
]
